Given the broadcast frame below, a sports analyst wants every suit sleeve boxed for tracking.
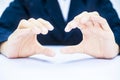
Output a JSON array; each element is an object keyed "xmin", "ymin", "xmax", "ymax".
[
  {"xmin": 86, "ymin": 0, "xmax": 120, "ymax": 54},
  {"xmin": 96, "ymin": 0, "xmax": 120, "ymax": 46},
  {"xmin": 0, "ymin": 0, "xmax": 29, "ymax": 43},
  {"xmin": 100, "ymin": 0, "xmax": 120, "ymax": 55}
]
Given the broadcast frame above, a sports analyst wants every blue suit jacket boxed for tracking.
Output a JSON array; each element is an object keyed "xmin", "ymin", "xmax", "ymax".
[{"xmin": 0, "ymin": 0, "xmax": 120, "ymax": 45}]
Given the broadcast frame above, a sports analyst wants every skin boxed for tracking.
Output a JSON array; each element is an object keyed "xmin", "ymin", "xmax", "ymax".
[
  {"xmin": 61, "ymin": 11, "xmax": 119, "ymax": 58},
  {"xmin": 0, "ymin": 11, "xmax": 119, "ymax": 58},
  {"xmin": 0, "ymin": 18, "xmax": 55, "ymax": 58}
]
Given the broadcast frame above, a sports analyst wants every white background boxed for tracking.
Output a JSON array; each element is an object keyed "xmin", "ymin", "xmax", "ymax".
[{"xmin": 0, "ymin": 46, "xmax": 120, "ymax": 80}]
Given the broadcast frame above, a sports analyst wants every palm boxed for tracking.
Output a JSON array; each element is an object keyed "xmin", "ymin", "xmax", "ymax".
[
  {"xmin": 79, "ymin": 25, "xmax": 115, "ymax": 58},
  {"xmin": 15, "ymin": 29, "xmax": 41, "ymax": 57},
  {"xmin": 6, "ymin": 29, "xmax": 48, "ymax": 57}
]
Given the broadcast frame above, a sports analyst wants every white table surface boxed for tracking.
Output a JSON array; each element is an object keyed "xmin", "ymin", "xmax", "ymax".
[{"xmin": 0, "ymin": 46, "xmax": 120, "ymax": 80}]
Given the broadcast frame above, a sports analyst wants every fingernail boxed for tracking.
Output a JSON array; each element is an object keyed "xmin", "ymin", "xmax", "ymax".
[
  {"xmin": 49, "ymin": 26, "xmax": 54, "ymax": 31},
  {"xmin": 65, "ymin": 28, "xmax": 70, "ymax": 32},
  {"xmin": 49, "ymin": 24, "xmax": 54, "ymax": 31}
]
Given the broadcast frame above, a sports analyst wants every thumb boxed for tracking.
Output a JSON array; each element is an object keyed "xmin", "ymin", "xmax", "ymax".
[
  {"xmin": 60, "ymin": 44, "xmax": 84, "ymax": 54},
  {"xmin": 36, "ymin": 46, "xmax": 55, "ymax": 57}
]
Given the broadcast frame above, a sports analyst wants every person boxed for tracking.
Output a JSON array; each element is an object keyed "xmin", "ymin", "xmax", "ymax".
[{"xmin": 0, "ymin": 0, "xmax": 120, "ymax": 58}]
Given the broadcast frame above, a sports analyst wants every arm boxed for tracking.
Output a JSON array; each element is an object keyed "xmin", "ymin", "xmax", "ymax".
[{"xmin": 0, "ymin": 0, "xmax": 29, "ymax": 43}]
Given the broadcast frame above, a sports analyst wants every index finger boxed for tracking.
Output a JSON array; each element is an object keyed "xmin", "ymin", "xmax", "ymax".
[
  {"xmin": 37, "ymin": 18, "xmax": 54, "ymax": 31},
  {"xmin": 65, "ymin": 11, "xmax": 89, "ymax": 32}
]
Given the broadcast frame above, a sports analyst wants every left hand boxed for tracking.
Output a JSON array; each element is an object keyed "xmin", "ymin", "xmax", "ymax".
[{"xmin": 61, "ymin": 11, "xmax": 119, "ymax": 58}]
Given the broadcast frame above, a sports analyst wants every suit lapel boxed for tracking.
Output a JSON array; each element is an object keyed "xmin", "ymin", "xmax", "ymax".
[
  {"xmin": 44, "ymin": 0, "xmax": 66, "ymax": 28},
  {"xmin": 44, "ymin": 0, "xmax": 86, "ymax": 25},
  {"xmin": 67, "ymin": 0, "xmax": 86, "ymax": 22}
]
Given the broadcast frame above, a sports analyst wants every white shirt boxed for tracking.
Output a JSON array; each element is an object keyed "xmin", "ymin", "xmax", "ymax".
[{"xmin": 57, "ymin": 0, "xmax": 71, "ymax": 21}]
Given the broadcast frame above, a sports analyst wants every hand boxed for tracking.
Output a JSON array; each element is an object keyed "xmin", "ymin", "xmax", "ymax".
[
  {"xmin": 61, "ymin": 11, "xmax": 119, "ymax": 58},
  {"xmin": 1, "ymin": 18, "xmax": 55, "ymax": 58}
]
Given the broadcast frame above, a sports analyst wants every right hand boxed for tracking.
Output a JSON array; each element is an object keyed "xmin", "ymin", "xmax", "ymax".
[{"xmin": 0, "ymin": 18, "xmax": 55, "ymax": 58}]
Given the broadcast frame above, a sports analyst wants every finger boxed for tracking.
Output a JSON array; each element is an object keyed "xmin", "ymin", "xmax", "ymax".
[
  {"xmin": 60, "ymin": 45, "xmax": 84, "ymax": 54},
  {"xmin": 91, "ymin": 16, "xmax": 102, "ymax": 30},
  {"xmin": 74, "ymin": 11, "xmax": 90, "ymax": 24},
  {"xmin": 65, "ymin": 11, "xmax": 100, "ymax": 32},
  {"xmin": 91, "ymin": 16, "xmax": 111, "ymax": 31},
  {"xmin": 82, "ymin": 11, "xmax": 99, "ymax": 27},
  {"xmin": 77, "ymin": 11, "xmax": 99, "ymax": 28},
  {"xmin": 37, "ymin": 18, "xmax": 54, "ymax": 31},
  {"xmin": 88, "ymin": 12, "xmax": 104, "ymax": 32},
  {"xmin": 89, "ymin": 11, "xmax": 100, "ymax": 16},
  {"xmin": 28, "ymin": 18, "xmax": 48, "ymax": 35},
  {"xmin": 18, "ymin": 19, "xmax": 41, "ymax": 34},
  {"xmin": 74, "ymin": 12, "xmax": 91, "ymax": 29},
  {"xmin": 65, "ymin": 20, "xmax": 78, "ymax": 32},
  {"xmin": 18, "ymin": 19, "xmax": 33, "ymax": 29},
  {"xmin": 36, "ymin": 46, "xmax": 55, "ymax": 57},
  {"xmin": 65, "ymin": 11, "xmax": 89, "ymax": 32},
  {"xmin": 84, "ymin": 21, "xmax": 93, "ymax": 28},
  {"xmin": 41, "ymin": 47, "xmax": 55, "ymax": 57}
]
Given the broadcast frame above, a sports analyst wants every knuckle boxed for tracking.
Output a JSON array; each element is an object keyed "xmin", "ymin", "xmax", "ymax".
[
  {"xmin": 38, "ymin": 18, "xmax": 49, "ymax": 24},
  {"xmin": 37, "ymin": 18, "xmax": 43, "ymax": 20},
  {"xmin": 20, "ymin": 19, "xmax": 26, "ymax": 24},
  {"xmin": 102, "ymin": 18, "xmax": 107, "ymax": 22},
  {"xmin": 37, "ymin": 18, "xmax": 44, "ymax": 22},
  {"xmin": 19, "ymin": 19, "xmax": 27, "ymax": 28},
  {"xmin": 82, "ymin": 11, "xmax": 88, "ymax": 14},
  {"xmin": 74, "ymin": 16, "xmax": 79, "ymax": 20},
  {"xmin": 93, "ymin": 11, "xmax": 99, "ymax": 15},
  {"xmin": 28, "ymin": 18, "xmax": 35, "ymax": 21}
]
